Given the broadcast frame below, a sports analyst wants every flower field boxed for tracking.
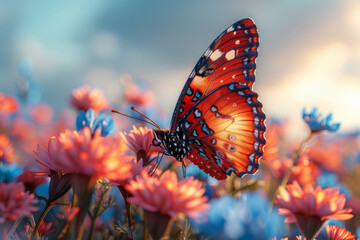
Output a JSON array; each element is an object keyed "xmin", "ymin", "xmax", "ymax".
[
  {"xmin": 0, "ymin": 77, "xmax": 359, "ymax": 239},
  {"xmin": 1, "ymin": 2, "xmax": 360, "ymax": 239}
]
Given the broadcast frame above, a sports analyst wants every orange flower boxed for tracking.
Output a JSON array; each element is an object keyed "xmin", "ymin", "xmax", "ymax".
[
  {"xmin": 307, "ymin": 143, "xmax": 344, "ymax": 173},
  {"xmin": 69, "ymin": 85, "xmax": 110, "ymax": 113},
  {"xmin": 125, "ymin": 170, "xmax": 209, "ymax": 221},
  {"xmin": 326, "ymin": 225, "xmax": 356, "ymax": 240},
  {"xmin": 265, "ymin": 157, "xmax": 293, "ymax": 180},
  {"xmin": 0, "ymin": 182, "xmax": 38, "ymax": 223},
  {"xmin": 0, "ymin": 93, "xmax": 19, "ymax": 115},
  {"xmin": 120, "ymin": 125, "xmax": 161, "ymax": 163},
  {"xmin": 55, "ymin": 127, "xmax": 131, "ymax": 180},
  {"xmin": 289, "ymin": 156, "xmax": 321, "ymax": 186},
  {"xmin": 0, "ymin": 134, "xmax": 16, "ymax": 164},
  {"xmin": 275, "ymin": 181, "xmax": 353, "ymax": 240}
]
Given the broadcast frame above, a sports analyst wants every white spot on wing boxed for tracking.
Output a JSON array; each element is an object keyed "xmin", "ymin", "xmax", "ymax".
[
  {"xmin": 254, "ymin": 142, "xmax": 259, "ymax": 151},
  {"xmin": 235, "ymin": 40, "xmax": 240, "ymax": 45},
  {"xmin": 254, "ymin": 129, "xmax": 259, "ymax": 138},
  {"xmin": 254, "ymin": 117, "xmax": 260, "ymax": 126},
  {"xmin": 227, "ymin": 26, "xmax": 234, "ymax": 33},
  {"xmin": 243, "ymin": 70, "xmax": 247, "ymax": 77},
  {"xmin": 225, "ymin": 50, "xmax": 236, "ymax": 61},
  {"xmin": 249, "ymin": 153, "xmax": 255, "ymax": 162},
  {"xmin": 210, "ymin": 49, "xmax": 223, "ymax": 61}
]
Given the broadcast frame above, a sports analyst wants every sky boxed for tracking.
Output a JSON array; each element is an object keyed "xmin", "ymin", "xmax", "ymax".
[{"xmin": 1, "ymin": 0, "xmax": 359, "ymax": 136}]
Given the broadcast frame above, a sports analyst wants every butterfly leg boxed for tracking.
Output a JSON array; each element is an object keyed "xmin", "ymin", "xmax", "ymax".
[
  {"xmin": 149, "ymin": 150, "xmax": 164, "ymax": 176},
  {"xmin": 180, "ymin": 159, "xmax": 187, "ymax": 178}
]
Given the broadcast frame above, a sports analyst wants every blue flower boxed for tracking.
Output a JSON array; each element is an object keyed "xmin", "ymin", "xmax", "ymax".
[
  {"xmin": 76, "ymin": 109, "xmax": 117, "ymax": 137},
  {"xmin": 193, "ymin": 192, "xmax": 285, "ymax": 239},
  {"xmin": 186, "ymin": 163, "xmax": 215, "ymax": 181},
  {"xmin": 302, "ymin": 108, "xmax": 340, "ymax": 133},
  {"xmin": 17, "ymin": 59, "xmax": 42, "ymax": 104},
  {"xmin": 0, "ymin": 163, "xmax": 22, "ymax": 183}
]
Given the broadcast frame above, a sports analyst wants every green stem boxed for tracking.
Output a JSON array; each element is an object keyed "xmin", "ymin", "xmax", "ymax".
[
  {"xmin": 3, "ymin": 222, "xmax": 10, "ymax": 240},
  {"xmin": 125, "ymin": 200, "xmax": 133, "ymax": 240},
  {"xmin": 64, "ymin": 193, "xmax": 77, "ymax": 240},
  {"xmin": 31, "ymin": 202, "xmax": 56, "ymax": 240},
  {"xmin": 88, "ymin": 189, "xmax": 106, "ymax": 240},
  {"xmin": 143, "ymin": 211, "xmax": 148, "ymax": 240},
  {"xmin": 271, "ymin": 133, "xmax": 314, "ymax": 206},
  {"xmin": 118, "ymin": 186, "xmax": 133, "ymax": 240}
]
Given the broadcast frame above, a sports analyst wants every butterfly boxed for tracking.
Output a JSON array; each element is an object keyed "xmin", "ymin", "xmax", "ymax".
[{"xmin": 120, "ymin": 18, "xmax": 266, "ymax": 180}]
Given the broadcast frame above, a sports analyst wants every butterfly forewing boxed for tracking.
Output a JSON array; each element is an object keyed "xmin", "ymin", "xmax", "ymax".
[{"xmin": 170, "ymin": 18, "xmax": 259, "ymax": 131}]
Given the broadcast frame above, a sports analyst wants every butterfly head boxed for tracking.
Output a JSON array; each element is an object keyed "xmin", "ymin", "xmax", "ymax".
[{"xmin": 153, "ymin": 129, "xmax": 169, "ymax": 145}]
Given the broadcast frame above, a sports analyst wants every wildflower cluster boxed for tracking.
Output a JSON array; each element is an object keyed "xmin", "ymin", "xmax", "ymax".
[{"xmin": 0, "ymin": 66, "xmax": 359, "ymax": 240}]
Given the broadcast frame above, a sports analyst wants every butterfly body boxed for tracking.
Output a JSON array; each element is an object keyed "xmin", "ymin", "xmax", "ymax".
[
  {"xmin": 153, "ymin": 129, "xmax": 189, "ymax": 161},
  {"xmin": 154, "ymin": 18, "xmax": 266, "ymax": 180}
]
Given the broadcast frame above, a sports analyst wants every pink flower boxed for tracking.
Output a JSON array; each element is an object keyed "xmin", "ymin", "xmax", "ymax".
[
  {"xmin": 28, "ymin": 103, "xmax": 54, "ymax": 125},
  {"xmin": 120, "ymin": 125, "xmax": 161, "ymax": 163},
  {"xmin": 275, "ymin": 181, "xmax": 353, "ymax": 239},
  {"xmin": 55, "ymin": 127, "xmax": 131, "ymax": 180},
  {"xmin": 0, "ymin": 134, "xmax": 16, "ymax": 164},
  {"xmin": 69, "ymin": 85, "xmax": 110, "ymax": 113},
  {"xmin": 25, "ymin": 220, "xmax": 55, "ymax": 237},
  {"xmin": 125, "ymin": 171, "xmax": 209, "ymax": 221},
  {"xmin": 0, "ymin": 182, "xmax": 38, "ymax": 223},
  {"xmin": 9, "ymin": 118, "xmax": 36, "ymax": 141},
  {"xmin": 33, "ymin": 136, "xmax": 63, "ymax": 174},
  {"xmin": 326, "ymin": 225, "xmax": 357, "ymax": 240},
  {"xmin": 108, "ymin": 158, "xmax": 160, "ymax": 187},
  {"xmin": 124, "ymin": 84, "xmax": 155, "ymax": 108},
  {"xmin": 296, "ymin": 236, "xmax": 315, "ymax": 240},
  {"xmin": 16, "ymin": 170, "xmax": 47, "ymax": 193}
]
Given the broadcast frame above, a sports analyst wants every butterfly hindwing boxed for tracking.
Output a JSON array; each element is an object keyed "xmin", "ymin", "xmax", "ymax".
[
  {"xmin": 178, "ymin": 83, "xmax": 265, "ymax": 179},
  {"xmin": 170, "ymin": 18, "xmax": 259, "ymax": 132}
]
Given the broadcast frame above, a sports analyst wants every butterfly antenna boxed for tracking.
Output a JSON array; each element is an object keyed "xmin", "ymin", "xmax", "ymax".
[
  {"xmin": 130, "ymin": 106, "xmax": 161, "ymax": 130},
  {"xmin": 111, "ymin": 109, "xmax": 159, "ymax": 128}
]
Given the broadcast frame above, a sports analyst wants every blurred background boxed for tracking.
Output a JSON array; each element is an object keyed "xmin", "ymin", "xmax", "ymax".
[{"xmin": 1, "ymin": 0, "xmax": 359, "ymax": 135}]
